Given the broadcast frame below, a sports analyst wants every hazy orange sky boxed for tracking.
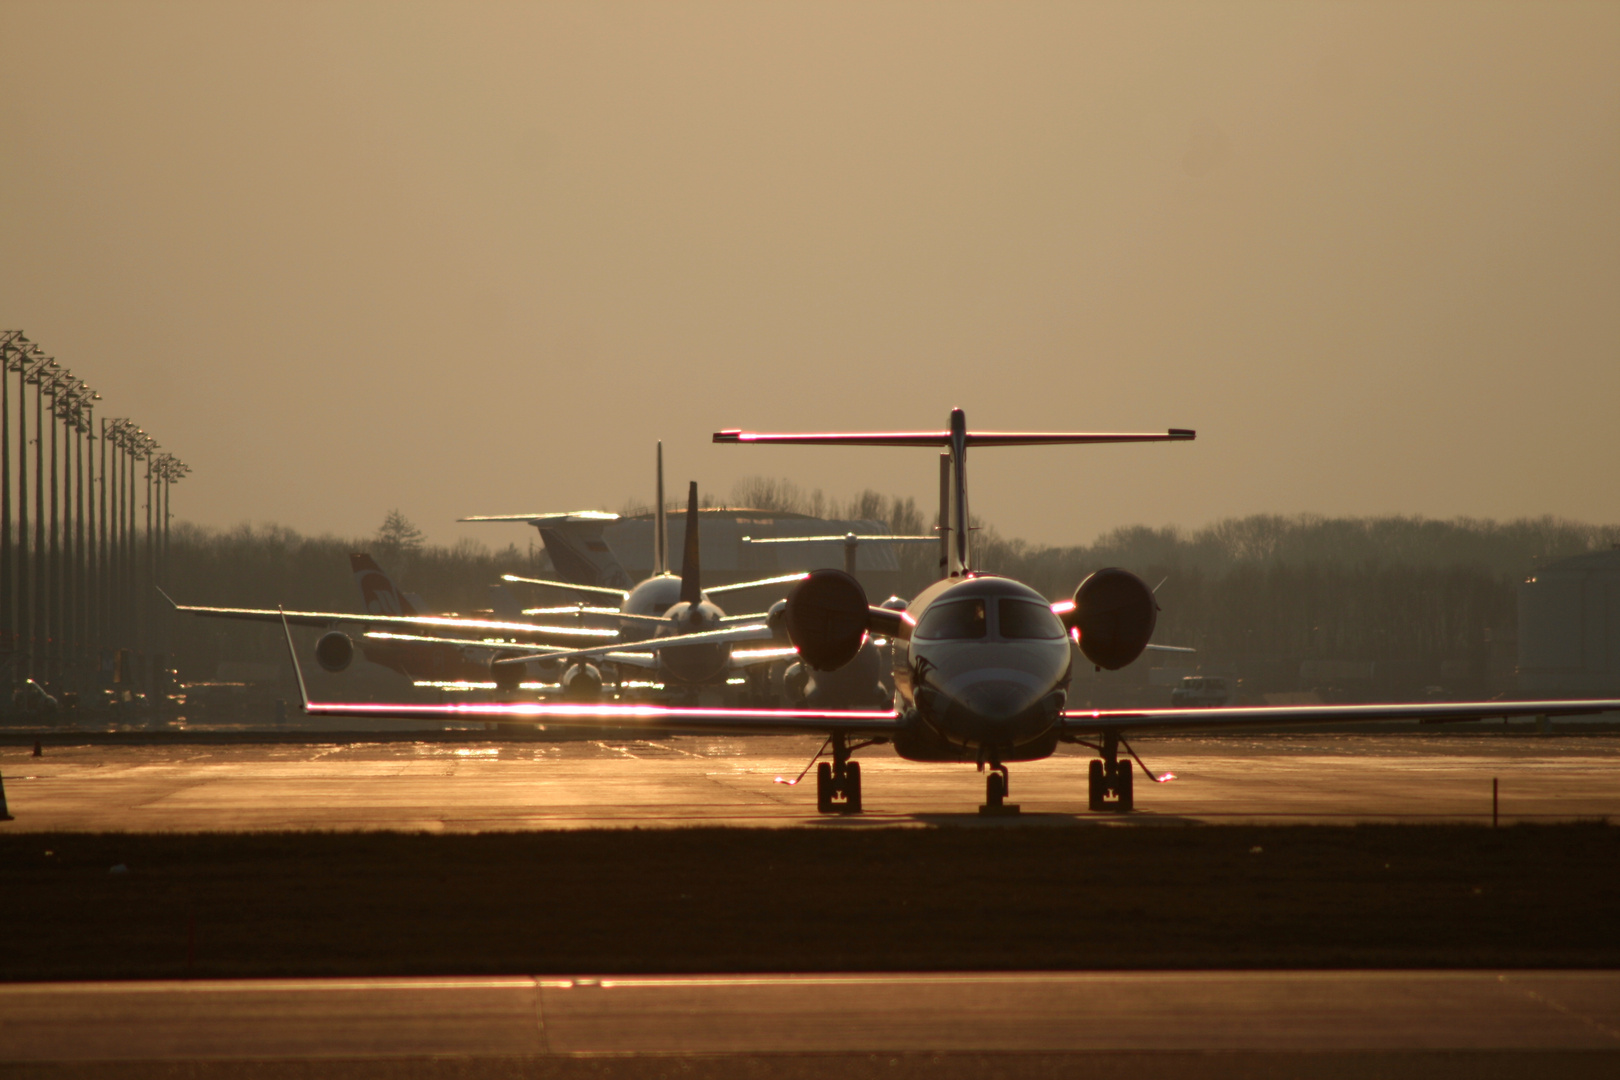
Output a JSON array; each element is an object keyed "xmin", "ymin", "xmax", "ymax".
[{"xmin": 3, "ymin": 2, "xmax": 1616, "ymax": 550}]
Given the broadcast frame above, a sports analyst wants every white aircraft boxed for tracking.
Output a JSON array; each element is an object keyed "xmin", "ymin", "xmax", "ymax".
[
  {"xmin": 284, "ymin": 409, "xmax": 1620, "ymax": 814},
  {"xmin": 466, "ymin": 442, "xmax": 807, "ymax": 622},
  {"xmin": 491, "ymin": 479, "xmax": 798, "ymax": 695}
]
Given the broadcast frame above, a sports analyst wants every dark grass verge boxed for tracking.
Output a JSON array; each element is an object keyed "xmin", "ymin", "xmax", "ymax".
[
  {"xmin": 3, "ymin": 824, "xmax": 1618, "ymax": 981},
  {"xmin": 4, "ymin": 1054, "xmax": 1620, "ymax": 1080}
]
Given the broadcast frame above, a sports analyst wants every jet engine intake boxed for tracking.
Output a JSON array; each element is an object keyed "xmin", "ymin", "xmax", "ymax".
[
  {"xmin": 784, "ymin": 568, "xmax": 869, "ymax": 671},
  {"xmin": 1069, "ymin": 567, "xmax": 1158, "ymax": 670},
  {"xmin": 561, "ymin": 662, "xmax": 604, "ymax": 700},
  {"xmin": 491, "ymin": 650, "xmax": 526, "ymax": 692},
  {"xmin": 314, "ymin": 631, "xmax": 354, "ymax": 673}
]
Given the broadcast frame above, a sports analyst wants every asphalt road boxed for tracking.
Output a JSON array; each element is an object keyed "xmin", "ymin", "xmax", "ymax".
[
  {"xmin": 1, "ymin": 731, "xmax": 1617, "ymax": 830},
  {"xmin": 3, "ymin": 971, "xmax": 1618, "ymax": 1062}
]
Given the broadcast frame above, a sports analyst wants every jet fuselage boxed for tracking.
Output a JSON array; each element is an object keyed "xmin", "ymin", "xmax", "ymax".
[{"xmin": 891, "ymin": 574, "xmax": 1073, "ymax": 763}]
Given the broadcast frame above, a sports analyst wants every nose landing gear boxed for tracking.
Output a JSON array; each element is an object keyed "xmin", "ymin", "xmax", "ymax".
[
  {"xmin": 978, "ymin": 754, "xmax": 1020, "ymax": 816},
  {"xmin": 1088, "ymin": 732, "xmax": 1134, "ymax": 812}
]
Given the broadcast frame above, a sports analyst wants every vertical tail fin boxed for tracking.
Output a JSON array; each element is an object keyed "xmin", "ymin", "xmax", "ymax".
[
  {"xmin": 937, "ymin": 452, "xmax": 950, "ymax": 578},
  {"xmin": 351, "ymin": 554, "xmax": 420, "ymax": 616},
  {"xmin": 678, "ymin": 481, "xmax": 702, "ymax": 605},
  {"xmin": 653, "ymin": 442, "xmax": 668, "ymax": 576},
  {"xmin": 948, "ymin": 407, "xmax": 969, "ymax": 575}
]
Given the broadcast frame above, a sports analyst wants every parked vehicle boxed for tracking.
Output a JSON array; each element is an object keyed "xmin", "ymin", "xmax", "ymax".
[{"xmin": 1171, "ymin": 675, "xmax": 1230, "ymax": 708}]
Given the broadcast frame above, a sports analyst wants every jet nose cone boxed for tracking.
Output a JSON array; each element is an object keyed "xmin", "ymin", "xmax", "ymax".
[{"xmin": 958, "ymin": 679, "xmax": 1037, "ymax": 721}]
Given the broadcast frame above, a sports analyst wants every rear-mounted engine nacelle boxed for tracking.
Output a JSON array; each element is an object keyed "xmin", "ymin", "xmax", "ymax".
[
  {"xmin": 1069, "ymin": 567, "xmax": 1158, "ymax": 670},
  {"xmin": 784, "ymin": 568, "xmax": 869, "ymax": 671},
  {"xmin": 314, "ymin": 631, "xmax": 354, "ymax": 673}
]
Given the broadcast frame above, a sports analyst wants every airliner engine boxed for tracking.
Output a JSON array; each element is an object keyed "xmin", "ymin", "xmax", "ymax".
[
  {"xmin": 561, "ymin": 662, "xmax": 604, "ymax": 700},
  {"xmin": 491, "ymin": 650, "xmax": 526, "ymax": 692},
  {"xmin": 314, "ymin": 631, "xmax": 354, "ymax": 673},
  {"xmin": 1069, "ymin": 567, "xmax": 1158, "ymax": 670},
  {"xmin": 784, "ymin": 568, "xmax": 869, "ymax": 671}
]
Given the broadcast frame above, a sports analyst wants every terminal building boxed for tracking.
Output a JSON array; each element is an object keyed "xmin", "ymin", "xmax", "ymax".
[{"xmin": 1518, "ymin": 548, "xmax": 1620, "ymax": 697}]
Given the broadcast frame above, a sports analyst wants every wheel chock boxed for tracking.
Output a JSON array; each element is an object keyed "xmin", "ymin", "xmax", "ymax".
[{"xmin": 33, "ymin": 739, "xmax": 42, "ymax": 757}]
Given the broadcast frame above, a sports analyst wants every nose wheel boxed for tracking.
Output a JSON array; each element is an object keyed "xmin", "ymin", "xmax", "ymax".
[
  {"xmin": 1088, "ymin": 733, "xmax": 1134, "ymax": 812},
  {"xmin": 978, "ymin": 758, "xmax": 1020, "ymax": 816}
]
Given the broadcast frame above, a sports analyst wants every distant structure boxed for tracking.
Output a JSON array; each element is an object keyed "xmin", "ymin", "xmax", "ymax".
[{"xmin": 1518, "ymin": 548, "xmax": 1620, "ymax": 697}]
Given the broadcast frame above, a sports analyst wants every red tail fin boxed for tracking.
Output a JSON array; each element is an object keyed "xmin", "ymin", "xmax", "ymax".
[{"xmin": 350, "ymin": 554, "xmax": 417, "ymax": 617}]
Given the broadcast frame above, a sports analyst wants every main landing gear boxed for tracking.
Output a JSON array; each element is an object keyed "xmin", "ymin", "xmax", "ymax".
[
  {"xmin": 816, "ymin": 734, "xmax": 862, "ymax": 813},
  {"xmin": 1088, "ymin": 732, "xmax": 1134, "ymax": 812},
  {"xmin": 979, "ymin": 753, "xmax": 1019, "ymax": 816}
]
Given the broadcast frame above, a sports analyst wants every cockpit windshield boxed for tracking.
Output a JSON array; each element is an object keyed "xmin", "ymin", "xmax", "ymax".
[
  {"xmin": 914, "ymin": 599, "xmax": 987, "ymax": 639},
  {"xmin": 998, "ymin": 598, "xmax": 1067, "ymax": 640}
]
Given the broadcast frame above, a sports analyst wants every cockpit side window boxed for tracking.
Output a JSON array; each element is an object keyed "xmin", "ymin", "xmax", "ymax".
[
  {"xmin": 997, "ymin": 598, "xmax": 1067, "ymax": 640},
  {"xmin": 914, "ymin": 599, "xmax": 987, "ymax": 640}
]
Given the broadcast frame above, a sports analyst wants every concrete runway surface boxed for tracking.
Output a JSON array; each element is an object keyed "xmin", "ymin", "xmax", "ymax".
[
  {"xmin": 1, "ymin": 731, "xmax": 1617, "ymax": 830},
  {"xmin": 1, "ymin": 971, "xmax": 1618, "ymax": 1065}
]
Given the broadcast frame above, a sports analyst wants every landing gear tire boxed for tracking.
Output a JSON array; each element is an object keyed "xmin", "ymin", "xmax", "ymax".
[
  {"xmin": 844, "ymin": 761, "xmax": 862, "ymax": 813},
  {"xmin": 1117, "ymin": 760, "xmax": 1134, "ymax": 812},
  {"xmin": 816, "ymin": 762, "xmax": 834, "ymax": 813},
  {"xmin": 1088, "ymin": 760, "xmax": 1106, "ymax": 811}
]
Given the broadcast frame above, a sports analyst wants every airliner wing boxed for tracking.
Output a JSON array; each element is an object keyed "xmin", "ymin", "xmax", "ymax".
[
  {"xmin": 163, "ymin": 590, "xmax": 615, "ymax": 642},
  {"xmin": 702, "ymin": 572, "xmax": 810, "ymax": 595},
  {"xmin": 280, "ymin": 611, "xmax": 896, "ymax": 734},
  {"xmin": 1060, "ymin": 698, "xmax": 1620, "ymax": 736},
  {"xmin": 491, "ymin": 622, "xmax": 777, "ymax": 666},
  {"xmin": 500, "ymin": 574, "xmax": 629, "ymax": 601}
]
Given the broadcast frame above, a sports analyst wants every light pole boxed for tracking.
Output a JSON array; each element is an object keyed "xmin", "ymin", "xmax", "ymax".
[
  {"xmin": 0, "ymin": 332, "xmax": 26, "ymax": 664},
  {"xmin": 23, "ymin": 353, "xmax": 57, "ymax": 680},
  {"xmin": 43, "ymin": 369, "xmax": 74, "ymax": 683},
  {"xmin": 55, "ymin": 382, "xmax": 94, "ymax": 685}
]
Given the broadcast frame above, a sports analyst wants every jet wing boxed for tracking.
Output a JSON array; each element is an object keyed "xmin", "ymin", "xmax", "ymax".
[
  {"xmin": 1060, "ymin": 698, "xmax": 1620, "ymax": 736},
  {"xmin": 501, "ymin": 574, "xmax": 629, "ymax": 601},
  {"xmin": 280, "ymin": 611, "xmax": 892, "ymax": 734},
  {"xmin": 729, "ymin": 645, "xmax": 798, "ymax": 669},
  {"xmin": 703, "ymin": 572, "xmax": 810, "ymax": 596},
  {"xmin": 163, "ymin": 590, "xmax": 616, "ymax": 641},
  {"xmin": 298, "ymin": 696, "xmax": 903, "ymax": 735},
  {"xmin": 492, "ymin": 623, "xmax": 777, "ymax": 666}
]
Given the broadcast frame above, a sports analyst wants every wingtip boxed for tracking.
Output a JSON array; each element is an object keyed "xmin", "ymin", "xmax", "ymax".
[{"xmin": 713, "ymin": 430, "xmax": 742, "ymax": 443}]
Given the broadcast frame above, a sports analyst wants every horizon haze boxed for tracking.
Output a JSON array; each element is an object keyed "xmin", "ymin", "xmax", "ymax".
[{"xmin": 3, "ymin": 2, "xmax": 1617, "ymax": 549}]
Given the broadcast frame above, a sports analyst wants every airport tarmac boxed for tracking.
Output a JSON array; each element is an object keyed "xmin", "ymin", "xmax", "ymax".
[
  {"xmin": 2, "ymin": 971, "xmax": 1617, "ymax": 1067},
  {"xmin": 2, "ymin": 731, "xmax": 1617, "ymax": 830}
]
